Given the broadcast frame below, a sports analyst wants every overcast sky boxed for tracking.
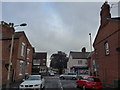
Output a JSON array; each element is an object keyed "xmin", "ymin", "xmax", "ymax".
[{"xmin": 1, "ymin": 1, "xmax": 119, "ymax": 66}]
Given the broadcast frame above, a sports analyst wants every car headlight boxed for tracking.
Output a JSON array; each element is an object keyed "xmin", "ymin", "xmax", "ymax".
[
  {"xmin": 20, "ymin": 85, "xmax": 24, "ymax": 87},
  {"xmin": 34, "ymin": 84, "xmax": 40, "ymax": 86}
]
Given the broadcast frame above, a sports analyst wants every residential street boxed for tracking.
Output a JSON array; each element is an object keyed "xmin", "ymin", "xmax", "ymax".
[
  {"xmin": 2, "ymin": 75, "xmax": 81, "ymax": 90},
  {"xmin": 45, "ymin": 75, "xmax": 79, "ymax": 90}
]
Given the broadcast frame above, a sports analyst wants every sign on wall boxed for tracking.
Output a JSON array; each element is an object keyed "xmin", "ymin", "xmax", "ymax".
[{"xmin": 79, "ymin": 69, "xmax": 89, "ymax": 75}]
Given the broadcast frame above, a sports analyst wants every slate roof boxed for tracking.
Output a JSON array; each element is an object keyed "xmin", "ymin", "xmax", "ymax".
[
  {"xmin": 69, "ymin": 51, "xmax": 90, "ymax": 59},
  {"xmin": 87, "ymin": 51, "xmax": 94, "ymax": 58},
  {"xmin": 33, "ymin": 52, "xmax": 47, "ymax": 59}
]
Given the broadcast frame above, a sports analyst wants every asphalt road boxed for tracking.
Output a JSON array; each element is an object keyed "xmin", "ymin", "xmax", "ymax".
[{"xmin": 45, "ymin": 75, "xmax": 81, "ymax": 90}]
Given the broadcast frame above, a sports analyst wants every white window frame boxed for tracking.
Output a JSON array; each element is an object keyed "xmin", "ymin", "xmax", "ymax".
[
  {"xmin": 33, "ymin": 59, "xmax": 40, "ymax": 65},
  {"xmin": 27, "ymin": 48, "xmax": 30, "ymax": 59},
  {"xmin": 25, "ymin": 62, "xmax": 29, "ymax": 74},
  {"xmin": 78, "ymin": 60, "xmax": 82, "ymax": 65},
  {"xmin": 19, "ymin": 61, "xmax": 24, "ymax": 75},
  {"xmin": 21, "ymin": 42, "xmax": 25, "ymax": 57},
  {"xmin": 105, "ymin": 42, "xmax": 110, "ymax": 55}
]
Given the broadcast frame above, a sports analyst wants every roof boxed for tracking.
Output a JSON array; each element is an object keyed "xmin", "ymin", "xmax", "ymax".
[
  {"xmin": 71, "ymin": 66, "xmax": 89, "ymax": 69},
  {"xmin": 69, "ymin": 51, "xmax": 90, "ymax": 59},
  {"xmin": 87, "ymin": 51, "xmax": 94, "ymax": 58},
  {"xmin": 33, "ymin": 52, "xmax": 47, "ymax": 59}
]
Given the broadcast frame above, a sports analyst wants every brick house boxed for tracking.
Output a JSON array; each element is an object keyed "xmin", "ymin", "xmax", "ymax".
[
  {"xmin": 93, "ymin": 2, "xmax": 120, "ymax": 88},
  {"xmin": 67, "ymin": 48, "xmax": 90, "ymax": 76},
  {"xmin": 0, "ymin": 21, "xmax": 33, "ymax": 85},
  {"xmin": 32, "ymin": 52, "xmax": 47, "ymax": 75}
]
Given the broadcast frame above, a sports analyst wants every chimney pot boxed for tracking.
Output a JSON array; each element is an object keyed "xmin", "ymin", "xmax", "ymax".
[{"xmin": 82, "ymin": 47, "xmax": 86, "ymax": 53}]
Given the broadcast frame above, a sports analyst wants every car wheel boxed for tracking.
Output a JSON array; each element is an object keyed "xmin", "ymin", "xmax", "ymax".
[
  {"xmin": 82, "ymin": 85, "xmax": 86, "ymax": 90},
  {"xmin": 60, "ymin": 77, "xmax": 65, "ymax": 80},
  {"xmin": 39, "ymin": 85, "xmax": 42, "ymax": 90},
  {"xmin": 76, "ymin": 85, "xmax": 79, "ymax": 88},
  {"xmin": 72, "ymin": 77, "xmax": 77, "ymax": 80}
]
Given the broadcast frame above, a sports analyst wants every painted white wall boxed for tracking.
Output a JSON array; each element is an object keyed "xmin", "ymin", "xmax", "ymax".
[{"xmin": 67, "ymin": 56, "xmax": 88, "ymax": 72}]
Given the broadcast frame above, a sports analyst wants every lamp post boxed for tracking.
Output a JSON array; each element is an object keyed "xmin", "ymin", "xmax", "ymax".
[
  {"xmin": 89, "ymin": 33, "xmax": 92, "ymax": 52},
  {"xmin": 6, "ymin": 23, "xmax": 27, "ymax": 88},
  {"xmin": 89, "ymin": 33, "xmax": 92, "ymax": 76}
]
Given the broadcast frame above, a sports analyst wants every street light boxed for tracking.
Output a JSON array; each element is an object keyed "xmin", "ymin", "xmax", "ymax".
[
  {"xmin": 89, "ymin": 33, "xmax": 92, "ymax": 76},
  {"xmin": 6, "ymin": 23, "xmax": 27, "ymax": 88},
  {"xmin": 14, "ymin": 23, "xmax": 27, "ymax": 27},
  {"xmin": 89, "ymin": 33, "xmax": 92, "ymax": 52}
]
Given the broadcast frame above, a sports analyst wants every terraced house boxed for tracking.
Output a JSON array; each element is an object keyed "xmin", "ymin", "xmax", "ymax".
[
  {"xmin": 93, "ymin": 2, "xmax": 120, "ymax": 88},
  {"xmin": 0, "ymin": 21, "xmax": 33, "ymax": 85}
]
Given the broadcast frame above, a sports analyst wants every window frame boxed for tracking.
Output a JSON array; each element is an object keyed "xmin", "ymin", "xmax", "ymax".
[
  {"xmin": 78, "ymin": 60, "xmax": 82, "ymax": 65},
  {"xmin": 33, "ymin": 59, "xmax": 40, "ymax": 65},
  {"xmin": 104, "ymin": 41, "xmax": 110, "ymax": 56},
  {"xmin": 27, "ymin": 48, "xmax": 30, "ymax": 59},
  {"xmin": 19, "ymin": 60, "xmax": 24, "ymax": 76},
  {"xmin": 21, "ymin": 42, "xmax": 25, "ymax": 57},
  {"xmin": 25, "ymin": 61, "xmax": 29, "ymax": 74}
]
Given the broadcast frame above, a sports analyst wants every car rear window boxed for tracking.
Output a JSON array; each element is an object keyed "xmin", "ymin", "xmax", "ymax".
[{"xmin": 88, "ymin": 78, "xmax": 100, "ymax": 82}]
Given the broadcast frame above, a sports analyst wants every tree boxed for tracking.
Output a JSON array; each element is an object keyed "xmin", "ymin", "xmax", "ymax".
[{"xmin": 50, "ymin": 51, "xmax": 68, "ymax": 74}]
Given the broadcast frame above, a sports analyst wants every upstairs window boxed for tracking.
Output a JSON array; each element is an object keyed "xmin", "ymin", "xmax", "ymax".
[
  {"xmin": 78, "ymin": 60, "xmax": 82, "ymax": 65},
  {"xmin": 104, "ymin": 41, "xmax": 110, "ymax": 55},
  {"xmin": 33, "ymin": 59, "xmax": 40, "ymax": 65},
  {"xmin": 27, "ymin": 48, "xmax": 30, "ymax": 59},
  {"xmin": 21, "ymin": 42, "xmax": 25, "ymax": 57}
]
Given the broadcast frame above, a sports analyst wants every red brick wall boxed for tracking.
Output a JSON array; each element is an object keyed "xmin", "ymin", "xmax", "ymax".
[
  {"xmin": 94, "ymin": 21, "xmax": 120, "ymax": 86},
  {"xmin": 1, "ymin": 24, "xmax": 33, "ymax": 84},
  {"xmin": 13, "ymin": 33, "xmax": 33, "ymax": 82}
]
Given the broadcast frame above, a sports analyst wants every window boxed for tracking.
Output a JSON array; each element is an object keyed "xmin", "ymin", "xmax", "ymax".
[
  {"xmin": 25, "ymin": 61, "xmax": 29, "ymax": 74},
  {"xmin": 27, "ymin": 49, "xmax": 30, "ymax": 59},
  {"xmin": 104, "ymin": 41, "xmax": 110, "ymax": 55},
  {"xmin": 33, "ymin": 59, "xmax": 40, "ymax": 65},
  {"xmin": 39, "ymin": 68, "xmax": 46, "ymax": 73},
  {"xmin": 19, "ymin": 61, "xmax": 24, "ymax": 75},
  {"xmin": 43, "ymin": 59, "xmax": 46, "ymax": 61},
  {"xmin": 33, "ymin": 66, "xmax": 40, "ymax": 69},
  {"xmin": 21, "ymin": 42, "xmax": 25, "ymax": 57},
  {"xmin": 78, "ymin": 60, "xmax": 82, "ymax": 65},
  {"xmin": 43, "ymin": 63, "xmax": 46, "ymax": 65}
]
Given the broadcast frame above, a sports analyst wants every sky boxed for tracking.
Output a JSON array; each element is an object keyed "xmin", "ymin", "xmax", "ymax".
[{"xmin": 1, "ymin": 0, "xmax": 119, "ymax": 66}]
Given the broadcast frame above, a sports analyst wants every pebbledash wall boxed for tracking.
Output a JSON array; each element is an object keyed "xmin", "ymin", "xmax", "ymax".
[
  {"xmin": 93, "ymin": 2, "xmax": 120, "ymax": 88},
  {"xmin": 0, "ymin": 21, "xmax": 33, "ymax": 85}
]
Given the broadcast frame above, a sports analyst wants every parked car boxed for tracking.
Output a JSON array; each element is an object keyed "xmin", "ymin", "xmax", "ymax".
[
  {"xmin": 53, "ymin": 71, "xmax": 57, "ymax": 74},
  {"xmin": 76, "ymin": 76, "xmax": 103, "ymax": 90},
  {"xmin": 19, "ymin": 75, "xmax": 45, "ymax": 90},
  {"xmin": 49, "ymin": 72, "xmax": 55, "ymax": 76},
  {"xmin": 60, "ymin": 72, "xmax": 77, "ymax": 80}
]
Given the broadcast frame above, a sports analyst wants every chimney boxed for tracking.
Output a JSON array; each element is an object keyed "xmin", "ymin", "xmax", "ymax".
[
  {"xmin": 100, "ymin": 1, "xmax": 111, "ymax": 26},
  {"xmin": 82, "ymin": 47, "xmax": 86, "ymax": 53}
]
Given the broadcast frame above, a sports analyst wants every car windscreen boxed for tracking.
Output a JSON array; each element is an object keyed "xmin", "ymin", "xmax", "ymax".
[
  {"xmin": 88, "ymin": 78, "xmax": 101, "ymax": 82},
  {"xmin": 27, "ymin": 76, "xmax": 41, "ymax": 80}
]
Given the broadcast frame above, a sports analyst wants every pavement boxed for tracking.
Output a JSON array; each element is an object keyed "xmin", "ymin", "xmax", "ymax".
[{"xmin": 2, "ymin": 81, "xmax": 22, "ymax": 89}]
